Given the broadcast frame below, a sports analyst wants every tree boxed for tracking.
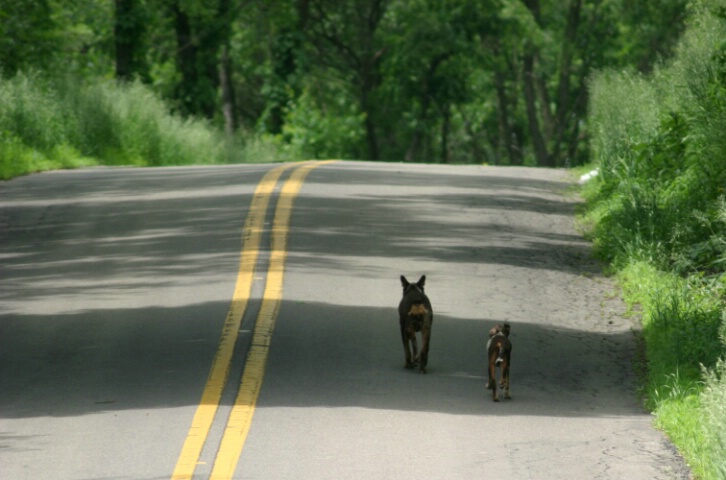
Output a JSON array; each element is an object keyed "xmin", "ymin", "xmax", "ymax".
[
  {"xmin": 169, "ymin": 0, "xmax": 239, "ymax": 118},
  {"xmin": 486, "ymin": 0, "xmax": 606, "ymax": 167},
  {"xmin": 304, "ymin": 0, "xmax": 389, "ymax": 160},
  {"xmin": 260, "ymin": 0, "xmax": 310, "ymax": 134},
  {"xmin": 114, "ymin": 0, "xmax": 148, "ymax": 80},
  {"xmin": 381, "ymin": 0, "xmax": 502, "ymax": 163},
  {"xmin": 0, "ymin": 0, "xmax": 57, "ymax": 74}
]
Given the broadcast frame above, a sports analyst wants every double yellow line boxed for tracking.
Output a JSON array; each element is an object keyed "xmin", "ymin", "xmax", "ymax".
[{"xmin": 171, "ymin": 161, "xmax": 332, "ymax": 480}]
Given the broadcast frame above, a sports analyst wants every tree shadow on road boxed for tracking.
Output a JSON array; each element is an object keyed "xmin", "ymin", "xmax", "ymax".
[
  {"xmin": 1, "ymin": 300, "xmax": 646, "ymax": 421},
  {"xmin": 262, "ymin": 302, "xmax": 648, "ymax": 419},
  {"xmin": 0, "ymin": 164, "xmax": 638, "ymax": 420}
]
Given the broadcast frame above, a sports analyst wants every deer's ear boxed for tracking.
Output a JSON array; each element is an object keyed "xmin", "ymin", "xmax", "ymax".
[
  {"xmin": 400, "ymin": 275, "xmax": 409, "ymax": 288},
  {"xmin": 417, "ymin": 275, "xmax": 426, "ymax": 288}
]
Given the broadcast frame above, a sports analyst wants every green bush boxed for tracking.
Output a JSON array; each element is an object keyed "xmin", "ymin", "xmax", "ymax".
[
  {"xmin": 281, "ymin": 87, "xmax": 365, "ymax": 160},
  {"xmin": 647, "ymin": 285, "xmax": 722, "ymax": 376},
  {"xmin": 0, "ymin": 73, "xmax": 70, "ymax": 151},
  {"xmin": 702, "ymin": 356, "xmax": 726, "ymax": 478},
  {"xmin": 0, "ymin": 72, "xmax": 277, "ymax": 178},
  {"xmin": 587, "ymin": 0, "xmax": 726, "ymax": 274},
  {"xmin": 585, "ymin": 1, "xmax": 726, "ymax": 478}
]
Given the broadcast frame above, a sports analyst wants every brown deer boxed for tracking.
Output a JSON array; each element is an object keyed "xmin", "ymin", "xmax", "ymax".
[
  {"xmin": 486, "ymin": 323, "xmax": 512, "ymax": 401},
  {"xmin": 398, "ymin": 275, "xmax": 433, "ymax": 374}
]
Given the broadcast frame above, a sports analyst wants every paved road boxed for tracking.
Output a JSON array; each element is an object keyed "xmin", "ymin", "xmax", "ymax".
[{"xmin": 0, "ymin": 161, "xmax": 688, "ymax": 479}]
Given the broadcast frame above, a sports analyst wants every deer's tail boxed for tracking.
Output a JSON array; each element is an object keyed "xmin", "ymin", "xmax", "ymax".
[{"xmin": 495, "ymin": 343, "xmax": 506, "ymax": 365}]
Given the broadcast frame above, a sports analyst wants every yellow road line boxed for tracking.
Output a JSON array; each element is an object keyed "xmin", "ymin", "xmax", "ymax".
[
  {"xmin": 210, "ymin": 161, "xmax": 333, "ymax": 480},
  {"xmin": 171, "ymin": 163, "xmax": 296, "ymax": 480}
]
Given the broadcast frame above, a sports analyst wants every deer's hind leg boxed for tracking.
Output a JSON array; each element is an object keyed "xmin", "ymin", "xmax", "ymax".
[
  {"xmin": 401, "ymin": 321, "xmax": 418, "ymax": 368},
  {"xmin": 417, "ymin": 327, "xmax": 431, "ymax": 374},
  {"xmin": 401, "ymin": 322, "xmax": 416, "ymax": 369},
  {"xmin": 487, "ymin": 352, "xmax": 499, "ymax": 401},
  {"xmin": 502, "ymin": 358, "xmax": 511, "ymax": 399},
  {"xmin": 410, "ymin": 332, "xmax": 419, "ymax": 366}
]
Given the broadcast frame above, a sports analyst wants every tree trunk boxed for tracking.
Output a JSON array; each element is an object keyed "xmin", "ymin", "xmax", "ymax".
[
  {"xmin": 405, "ymin": 88, "xmax": 430, "ymax": 162},
  {"xmin": 494, "ymin": 69, "xmax": 520, "ymax": 165},
  {"xmin": 522, "ymin": 51, "xmax": 551, "ymax": 166},
  {"xmin": 521, "ymin": 0, "xmax": 553, "ymax": 166},
  {"xmin": 171, "ymin": 0, "xmax": 237, "ymax": 119},
  {"xmin": 172, "ymin": 2, "xmax": 198, "ymax": 115},
  {"xmin": 114, "ymin": 0, "xmax": 143, "ymax": 80},
  {"xmin": 551, "ymin": 0, "xmax": 582, "ymax": 166},
  {"xmin": 363, "ymin": 92, "xmax": 380, "ymax": 160},
  {"xmin": 440, "ymin": 102, "xmax": 450, "ymax": 163},
  {"xmin": 219, "ymin": 43, "xmax": 236, "ymax": 135},
  {"xmin": 535, "ymin": 57, "xmax": 555, "ymax": 141},
  {"xmin": 457, "ymin": 105, "xmax": 489, "ymax": 164}
]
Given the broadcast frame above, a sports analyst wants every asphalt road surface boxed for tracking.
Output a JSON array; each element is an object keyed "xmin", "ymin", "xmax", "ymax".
[{"xmin": 0, "ymin": 161, "xmax": 689, "ymax": 479}]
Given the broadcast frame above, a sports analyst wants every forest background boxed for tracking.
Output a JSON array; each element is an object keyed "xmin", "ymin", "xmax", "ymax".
[
  {"xmin": 0, "ymin": 0, "xmax": 687, "ymax": 174},
  {"xmin": 3, "ymin": 0, "xmax": 726, "ymax": 479}
]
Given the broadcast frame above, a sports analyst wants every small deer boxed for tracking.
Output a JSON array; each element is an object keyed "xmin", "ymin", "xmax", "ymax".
[
  {"xmin": 486, "ymin": 323, "xmax": 512, "ymax": 401},
  {"xmin": 398, "ymin": 275, "xmax": 433, "ymax": 374}
]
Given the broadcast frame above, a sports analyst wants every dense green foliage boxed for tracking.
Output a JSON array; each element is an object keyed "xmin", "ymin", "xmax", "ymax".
[
  {"xmin": 585, "ymin": 0, "xmax": 726, "ymax": 477},
  {"xmin": 0, "ymin": 73, "xmax": 264, "ymax": 179},
  {"xmin": 1, "ymin": 0, "xmax": 689, "ymax": 172}
]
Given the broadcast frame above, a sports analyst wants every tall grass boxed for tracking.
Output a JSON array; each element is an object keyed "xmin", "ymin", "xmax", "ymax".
[
  {"xmin": 702, "ymin": 356, "xmax": 726, "ymax": 477},
  {"xmin": 0, "ymin": 72, "xmax": 292, "ymax": 179},
  {"xmin": 614, "ymin": 261, "xmax": 723, "ymax": 479},
  {"xmin": 585, "ymin": 0, "xmax": 726, "ymax": 478}
]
